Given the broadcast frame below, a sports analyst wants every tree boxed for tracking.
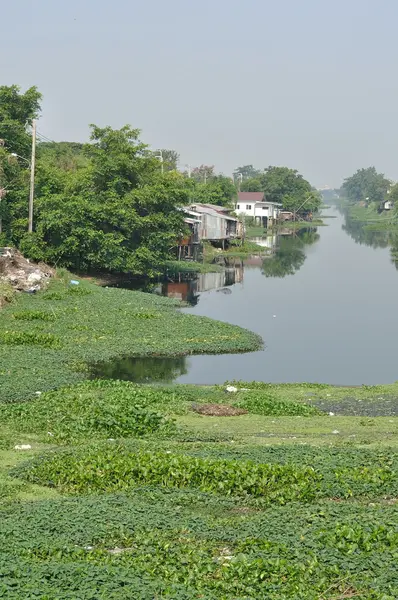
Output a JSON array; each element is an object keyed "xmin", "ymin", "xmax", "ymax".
[
  {"xmin": 241, "ymin": 177, "xmax": 262, "ymax": 192},
  {"xmin": 234, "ymin": 165, "xmax": 261, "ymax": 180},
  {"xmin": 261, "ymin": 229, "xmax": 319, "ymax": 278},
  {"xmin": 20, "ymin": 126, "xmax": 190, "ymax": 275},
  {"xmin": 260, "ymin": 166, "xmax": 320, "ymax": 214},
  {"xmin": 0, "ymin": 85, "xmax": 41, "ymax": 239},
  {"xmin": 0, "ymin": 85, "xmax": 41, "ymax": 156},
  {"xmin": 156, "ymin": 149, "xmax": 179, "ymax": 171},
  {"xmin": 342, "ymin": 167, "xmax": 390, "ymax": 204},
  {"xmin": 193, "ymin": 174, "xmax": 236, "ymax": 207},
  {"xmin": 37, "ymin": 141, "xmax": 88, "ymax": 172},
  {"xmin": 191, "ymin": 165, "xmax": 215, "ymax": 183}
]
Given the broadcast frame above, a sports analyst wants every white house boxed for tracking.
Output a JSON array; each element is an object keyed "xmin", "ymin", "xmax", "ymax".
[
  {"xmin": 235, "ymin": 192, "xmax": 281, "ymax": 227},
  {"xmin": 384, "ymin": 200, "xmax": 393, "ymax": 210}
]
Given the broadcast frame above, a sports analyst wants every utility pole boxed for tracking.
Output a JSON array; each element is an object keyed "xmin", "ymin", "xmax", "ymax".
[{"xmin": 28, "ymin": 120, "xmax": 36, "ymax": 233}]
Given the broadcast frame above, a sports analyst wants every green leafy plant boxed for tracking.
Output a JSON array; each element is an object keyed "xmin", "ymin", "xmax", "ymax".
[
  {"xmin": 0, "ymin": 331, "xmax": 61, "ymax": 348},
  {"xmin": 12, "ymin": 310, "xmax": 56, "ymax": 322},
  {"xmin": 15, "ymin": 446, "xmax": 321, "ymax": 501},
  {"xmin": 234, "ymin": 391, "xmax": 321, "ymax": 416}
]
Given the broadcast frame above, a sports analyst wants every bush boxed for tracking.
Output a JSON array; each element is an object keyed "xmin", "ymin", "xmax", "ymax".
[
  {"xmin": 0, "ymin": 331, "xmax": 61, "ymax": 348},
  {"xmin": 0, "ymin": 381, "xmax": 178, "ymax": 442},
  {"xmin": 15, "ymin": 446, "xmax": 321, "ymax": 501},
  {"xmin": 12, "ymin": 310, "xmax": 55, "ymax": 322},
  {"xmin": 235, "ymin": 391, "xmax": 321, "ymax": 416}
]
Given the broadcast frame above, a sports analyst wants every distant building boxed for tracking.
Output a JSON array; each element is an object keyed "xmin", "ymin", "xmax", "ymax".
[
  {"xmin": 384, "ymin": 200, "xmax": 393, "ymax": 210},
  {"xmin": 177, "ymin": 203, "xmax": 242, "ymax": 260},
  {"xmin": 188, "ymin": 203, "xmax": 243, "ymax": 244},
  {"xmin": 235, "ymin": 192, "xmax": 281, "ymax": 227}
]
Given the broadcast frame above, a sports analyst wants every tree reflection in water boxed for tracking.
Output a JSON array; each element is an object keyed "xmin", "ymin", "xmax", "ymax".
[
  {"xmin": 90, "ymin": 356, "xmax": 187, "ymax": 383},
  {"xmin": 261, "ymin": 228, "xmax": 320, "ymax": 278}
]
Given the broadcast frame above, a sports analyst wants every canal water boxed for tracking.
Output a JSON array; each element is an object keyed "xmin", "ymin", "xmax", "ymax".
[{"xmin": 98, "ymin": 208, "xmax": 398, "ymax": 385}]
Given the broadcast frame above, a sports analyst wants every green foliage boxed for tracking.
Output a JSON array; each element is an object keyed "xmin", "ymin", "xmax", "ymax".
[
  {"xmin": 342, "ymin": 167, "xmax": 390, "ymax": 204},
  {"xmin": 20, "ymin": 126, "xmax": 191, "ymax": 275},
  {"xmin": 0, "ymin": 380, "xmax": 177, "ymax": 442},
  {"xmin": 0, "ymin": 281, "xmax": 15, "ymax": 305},
  {"xmin": 0, "ymin": 278, "xmax": 262, "ymax": 402},
  {"xmin": 0, "ymin": 84, "xmax": 41, "ymax": 156},
  {"xmin": 234, "ymin": 165, "xmax": 261, "ymax": 180},
  {"xmin": 0, "ymin": 330, "xmax": 60, "ymax": 348},
  {"xmin": 193, "ymin": 174, "xmax": 237, "ymax": 207},
  {"xmin": 234, "ymin": 391, "xmax": 321, "ymax": 416},
  {"xmin": 238, "ymin": 165, "xmax": 321, "ymax": 214},
  {"xmin": 0, "ymin": 489, "xmax": 396, "ymax": 598},
  {"xmin": 12, "ymin": 310, "xmax": 55, "ymax": 322},
  {"xmin": 240, "ymin": 176, "xmax": 263, "ymax": 192},
  {"xmin": 16, "ymin": 445, "xmax": 320, "ymax": 500},
  {"xmin": 155, "ymin": 149, "xmax": 179, "ymax": 171},
  {"xmin": 261, "ymin": 229, "xmax": 319, "ymax": 278}
]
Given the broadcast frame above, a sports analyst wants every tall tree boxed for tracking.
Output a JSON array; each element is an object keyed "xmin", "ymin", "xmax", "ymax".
[
  {"xmin": 260, "ymin": 166, "xmax": 320, "ymax": 214},
  {"xmin": 191, "ymin": 165, "xmax": 215, "ymax": 183},
  {"xmin": 20, "ymin": 126, "xmax": 190, "ymax": 275},
  {"xmin": 342, "ymin": 167, "xmax": 390, "ymax": 204},
  {"xmin": 193, "ymin": 174, "xmax": 236, "ymax": 207},
  {"xmin": 234, "ymin": 165, "xmax": 261, "ymax": 180},
  {"xmin": 156, "ymin": 149, "xmax": 179, "ymax": 171},
  {"xmin": 241, "ymin": 178, "xmax": 262, "ymax": 192},
  {"xmin": 0, "ymin": 85, "xmax": 42, "ymax": 238},
  {"xmin": 0, "ymin": 85, "xmax": 41, "ymax": 156}
]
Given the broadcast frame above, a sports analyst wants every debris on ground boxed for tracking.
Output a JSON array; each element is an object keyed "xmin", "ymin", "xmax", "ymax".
[
  {"xmin": 0, "ymin": 247, "xmax": 54, "ymax": 299},
  {"xmin": 225, "ymin": 386, "xmax": 238, "ymax": 393},
  {"xmin": 191, "ymin": 403, "xmax": 248, "ymax": 416}
]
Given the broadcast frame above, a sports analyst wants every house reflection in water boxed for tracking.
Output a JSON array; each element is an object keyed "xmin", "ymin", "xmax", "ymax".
[{"xmin": 162, "ymin": 264, "xmax": 244, "ymax": 306}]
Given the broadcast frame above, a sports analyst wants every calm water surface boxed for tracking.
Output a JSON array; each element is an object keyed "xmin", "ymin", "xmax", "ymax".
[
  {"xmin": 175, "ymin": 208, "xmax": 398, "ymax": 385},
  {"xmin": 97, "ymin": 209, "xmax": 398, "ymax": 385}
]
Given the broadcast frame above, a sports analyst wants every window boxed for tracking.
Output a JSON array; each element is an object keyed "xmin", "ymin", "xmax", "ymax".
[
  {"xmin": 236, "ymin": 204, "xmax": 240, "ymax": 209},
  {"xmin": 262, "ymin": 206, "xmax": 268, "ymax": 210},
  {"xmin": 246, "ymin": 204, "xmax": 252, "ymax": 210}
]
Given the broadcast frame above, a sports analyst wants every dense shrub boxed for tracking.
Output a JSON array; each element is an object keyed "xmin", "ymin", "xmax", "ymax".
[{"xmin": 15, "ymin": 446, "xmax": 321, "ymax": 501}]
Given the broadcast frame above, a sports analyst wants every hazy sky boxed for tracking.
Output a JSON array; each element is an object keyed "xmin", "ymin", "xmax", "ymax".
[{"xmin": 2, "ymin": 0, "xmax": 398, "ymax": 187}]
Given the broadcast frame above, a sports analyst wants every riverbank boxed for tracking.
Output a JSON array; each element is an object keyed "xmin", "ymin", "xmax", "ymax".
[
  {"xmin": 0, "ymin": 272, "xmax": 262, "ymax": 403},
  {"xmin": 2, "ymin": 379, "xmax": 398, "ymax": 597}
]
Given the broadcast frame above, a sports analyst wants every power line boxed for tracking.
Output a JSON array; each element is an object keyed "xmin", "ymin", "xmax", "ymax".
[{"xmin": 36, "ymin": 130, "xmax": 55, "ymax": 144}]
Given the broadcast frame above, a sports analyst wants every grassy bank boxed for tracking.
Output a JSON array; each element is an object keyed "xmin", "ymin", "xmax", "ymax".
[
  {"xmin": 2, "ymin": 380, "xmax": 398, "ymax": 597},
  {"xmin": 0, "ymin": 274, "xmax": 262, "ymax": 403},
  {"xmin": 203, "ymin": 240, "xmax": 267, "ymax": 263},
  {"xmin": 274, "ymin": 218, "xmax": 325, "ymax": 230}
]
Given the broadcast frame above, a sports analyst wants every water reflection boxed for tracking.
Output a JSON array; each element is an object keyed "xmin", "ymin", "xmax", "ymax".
[
  {"xmin": 339, "ymin": 207, "xmax": 398, "ymax": 270},
  {"xmin": 90, "ymin": 356, "xmax": 187, "ymax": 383},
  {"xmin": 261, "ymin": 229, "xmax": 320, "ymax": 278},
  {"xmin": 342, "ymin": 212, "xmax": 391, "ymax": 249},
  {"xmin": 161, "ymin": 265, "xmax": 244, "ymax": 305}
]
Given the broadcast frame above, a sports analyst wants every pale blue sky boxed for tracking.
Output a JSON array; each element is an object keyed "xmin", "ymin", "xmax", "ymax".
[{"xmin": 2, "ymin": 0, "xmax": 398, "ymax": 186}]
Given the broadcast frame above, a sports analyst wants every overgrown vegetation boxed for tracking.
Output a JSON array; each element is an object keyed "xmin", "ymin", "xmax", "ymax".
[
  {"xmin": 0, "ymin": 277, "xmax": 262, "ymax": 403},
  {"xmin": 2, "ymin": 379, "xmax": 398, "ymax": 597}
]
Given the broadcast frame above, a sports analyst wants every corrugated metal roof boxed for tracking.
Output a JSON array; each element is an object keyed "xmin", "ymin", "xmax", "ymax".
[{"xmin": 189, "ymin": 204, "xmax": 238, "ymax": 222}]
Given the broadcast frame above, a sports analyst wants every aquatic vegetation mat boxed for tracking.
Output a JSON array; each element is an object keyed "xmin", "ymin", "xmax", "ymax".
[
  {"xmin": 15, "ymin": 446, "xmax": 320, "ymax": 502},
  {"xmin": 0, "ymin": 380, "xmax": 181, "ymax": 442},
  {"xmin": 0, "ymin": 278, "xmax": 262, "ymax": 402},
  {"xmin": 0, "ymin": 490, "xmax": 398, "ymax": 599}
]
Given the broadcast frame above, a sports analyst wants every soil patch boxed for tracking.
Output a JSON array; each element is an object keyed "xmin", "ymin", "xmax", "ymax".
[{"xmin": 191, "ymin": 403, "xmax": 248, "ymax": 417}]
